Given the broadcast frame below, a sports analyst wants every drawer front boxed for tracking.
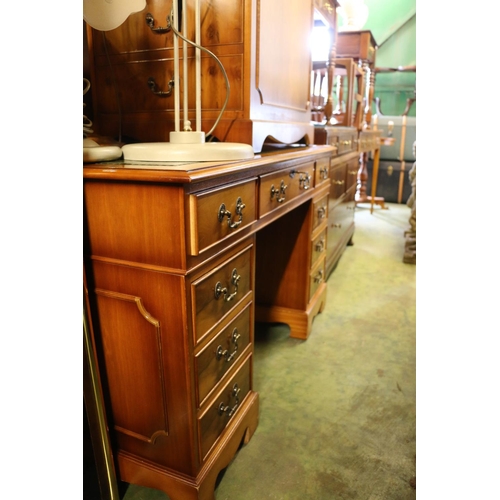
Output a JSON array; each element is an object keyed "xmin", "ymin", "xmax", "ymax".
[
  {"xmin": 337, "ymin": 134, "xmax": 355, "ymax": 155},
  {"xmin": 192, "ymin": 245, "xmax": 253, "ymax": 344},
  {"xmin": 188, "ymin": 178, "xmax": 257, "ymax": 255},
  {"xmin": 329, "ymin": 163, "xmax": 347, "ymax": 200},
  {"xmin": 310, "ymin": 228, "xmax": 327, "ymax": 269},
  {"xmin": 345, "ymin": 158, "xmax": 359, "ymax": 192},
  {"xmin": 199, "ymin": 356, "xmax": 251, "ymax": 460},
  {"xmin": 312, "ymin": 195, "xmax": 329, "ymax": 232},
  {"xmin": 314, "ymin": 157, "xmax": 330, "ymax": 186},
  {"xmin": 309, "ymin": 256, "xmax": 326, "ymax": 302},
  {"xmin": 327, "ymin": 198, "xmax": 355, "ymax": 253},
  {"xmin": 92, "ymin": 56, "xmax": 244, "ymax": 115},
  {"xmin": 195, "ymin": 303, "xmax": 252, "ymax": 407},
  {"xmin": 259, "ymin": 162, "xmax": 315, "ymax": 216}
]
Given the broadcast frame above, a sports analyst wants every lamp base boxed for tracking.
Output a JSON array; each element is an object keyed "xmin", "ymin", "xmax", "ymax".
[{"xmin": 122, "ymin": 141, "xmax": 255, "ymax": 162}]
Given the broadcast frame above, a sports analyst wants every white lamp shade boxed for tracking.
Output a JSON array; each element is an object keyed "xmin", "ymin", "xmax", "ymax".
[{"xmin": 83, "ymin": 0, "xmax": 146, "ymax": 31}]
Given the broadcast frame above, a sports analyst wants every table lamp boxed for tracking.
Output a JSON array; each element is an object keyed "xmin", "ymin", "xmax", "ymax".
[{"xmin": 83, "ymin": 0, "xmax": 254, "ymax": 163}]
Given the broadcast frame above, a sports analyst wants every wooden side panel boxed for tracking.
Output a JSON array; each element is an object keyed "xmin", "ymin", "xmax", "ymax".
[
  {"xmin": 84, "ymin": 181, "xmax": 186, "ymax": 270},
  {"xmin": 88, "ymin": 261, "xmax": 198, "ymax": 475},
  {"xmin": 94, "ymin": 289, "xmax": 169, "ymax": 443}
]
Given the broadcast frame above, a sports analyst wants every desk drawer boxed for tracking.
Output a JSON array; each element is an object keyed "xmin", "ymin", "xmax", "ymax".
[
  {"xmin": 312, "ymin": 195, "xmax": 328, "ymax": 232},
  {"xmin": 195, "ymin": 303, "xmax": 252, "ymax": 407},
  {"xmin": 188, "ymin": 178, "xmax": 257, "ymax": 255},
  {"xmin": 309, "ymin": 257, "xmax": 326, "ymax": 302},
  {"xmin": 199, "ymin": 356, "xmax": 251, "ymax": 460},
  {"xmin": 314, "ymin": 157, "xmax": 330, "ymax": 186},
  {"xmin": 259, "ymin": 162, "xmax": 315, "ymax": 217},
  {"xmin": 311, "ymin": 228, "xmax": 327, "ymax": 269},
  {"xmin": 191, "ymin": 244, "xmax": 253, "ymax": 344}
]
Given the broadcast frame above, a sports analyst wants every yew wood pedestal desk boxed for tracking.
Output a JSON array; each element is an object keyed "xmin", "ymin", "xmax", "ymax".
[{"xmin": 83, "ymin": 145, "xmax": 346, "ymax": 500}]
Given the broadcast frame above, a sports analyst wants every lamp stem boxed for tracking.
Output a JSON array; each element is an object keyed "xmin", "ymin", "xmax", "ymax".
[
  {"xmin": 195, "ymin": 0, "xmax": 201, "ymax": 132},
  {"xmin": 182, "ymin": 0, "xmax": 189, "ymax": 129},
  {"xmin": 172, "ymin": 1, "xmax": 180, "ymax": 132}
]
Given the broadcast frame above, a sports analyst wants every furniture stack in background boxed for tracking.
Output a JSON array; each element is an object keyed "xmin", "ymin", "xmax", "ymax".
[{"xmin": 367, "ymin": 113, "xmax": 416, "ymax": 205}]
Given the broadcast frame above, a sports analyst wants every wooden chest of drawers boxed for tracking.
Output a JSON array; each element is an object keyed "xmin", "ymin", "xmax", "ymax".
[
  {"xmin": 85, "ymin": 0, "xmax": 315, "ymax": 152},
  {"xmin": 84, "ymin": 145, "xmax": 336, "ymax": 500}
]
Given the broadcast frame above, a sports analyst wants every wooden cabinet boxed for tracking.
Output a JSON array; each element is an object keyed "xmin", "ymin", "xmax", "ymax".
[
  {"xmin": 83, "ymin": 145, "xmax": 336, "ymax": 500},
  {"xmin": 86, "ymin": 0, "xmax": 315, "ymax": 152}
]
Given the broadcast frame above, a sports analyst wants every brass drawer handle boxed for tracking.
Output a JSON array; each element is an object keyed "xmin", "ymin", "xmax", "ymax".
[
  {"xmin": 214, "ymin": 268, "xmax": 241, "ymax": 302},
  {"xmin": 317, "ymin": 206, "xmax": 327, "ymax": 219},
  {"xmin": 215, "ymin": 328, "xmax": 241, "ymax": 363},
  {"xmin": 348, "ymin": 170, "xmax": 357, "ymax": 176},
  {"xmin": 315, "ymin": 238, "xmax": 325, "ymax": 252},
  {"xmin": 218, "ymin": 197, "xmax": 246, "ymax": 229},
  {"xmin": 145, "ymin": 12, "xmax": 171, "ymax": 33},
  {"xmin": 270, "ymin": 180, "xmax": 287, "ymax": 203},
  {"xmin": 148, "ymin": 77, "xmax": 174, "ymax": 97},
  {"xmin": 333, "ymin": 180, "xmax": 345, "ymax": 185},
  {"xmin": 218, "ymin": 383, "xmax": 241, "ymax": 418},
  {"xmin": 314, "ymin": 269, "xmax": 324, "ymax": 284},
  {"xmin": 332, "ymin": 223, "xmax": 342, "ymax": 229},
  {"xmin": 319, "ymin": 167, "xmax": 329, "ymax": 180},
  {"xmin": 289, "ymin": 170, "xmax": 311, "ymax": 190}
]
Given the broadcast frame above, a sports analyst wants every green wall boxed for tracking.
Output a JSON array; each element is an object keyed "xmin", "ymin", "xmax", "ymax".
[{"xmin": 338, "ymin": 0, "xmax": 416, "ymax": 117}]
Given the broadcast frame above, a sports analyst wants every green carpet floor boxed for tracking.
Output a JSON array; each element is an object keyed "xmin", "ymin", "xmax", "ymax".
[{"xmin": 92, "ymin": 202, "xmax": 417, "ymax": 500}]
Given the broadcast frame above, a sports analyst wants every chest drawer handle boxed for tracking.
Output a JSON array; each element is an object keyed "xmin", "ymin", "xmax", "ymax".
[
  {"xmin": 315, "ymin": 238, "xmax": 325, "ymax": 253},
  {"xmin": 317, "ymin": 206, "xmax": 327, "ymax": 219},
  {"xmin": 348, "ymin": 170, "xmax": 358, "ymax": 176},
  {"xmin": 290, "ymin": 170, "xmax": 311, "ymax": 190},
  {"xmin": 218, "ymin": 384, "xmax": 241, "ymax": 418},
  {"xmin": 218, "ymin": 197, "xmax": 246, "ymax": 229},
  {"xmin": 319, "ymin": 167, "xmax": 329, "ymax": 180},
  {"xmin": 214, "ymin": 268, "xmax": 241, "ymax": 302},
  {"xmin": 332, "ymin": 179, "xmax": 345, "ymax": 185},
  {"xmin": 148, "ymin": 77, "xmax": 174, "ymax": 97},
  {"xmin": 216, "ymin": 328, "xmax": 241, "ymax": 363},
  {"xmin": 314, "ymin": 269, "xmax": 324, "ymax": 284},
  {"xmin": 270, "ymin": 180, "xmax": 287, "ymax": 203},
  {"xmin": 145, "ymin": 12, "xmax": 172, "ymax": 33}
]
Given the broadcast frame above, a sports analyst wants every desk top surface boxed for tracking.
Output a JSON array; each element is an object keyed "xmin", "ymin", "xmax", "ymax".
[{"xmin": 83, "ymin": 145, "xmax": 335, "ymax": 184}]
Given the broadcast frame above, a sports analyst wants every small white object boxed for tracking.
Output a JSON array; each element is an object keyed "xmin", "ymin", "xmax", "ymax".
[
  {"xmin": 83, "ymin": 138, "xmax": 122, "ymax": 163},
  {"xmin": 83, "ymin": 0, "xmax": 146, "ymax": 31}
]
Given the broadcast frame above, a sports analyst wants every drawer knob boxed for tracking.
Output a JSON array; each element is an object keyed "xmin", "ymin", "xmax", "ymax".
[
  {"xmin": 148, "ymin": 77, "xmax": 174, "ymax": 97},
  {"xmin": 216, "ymin": 328, "xmax": 241, "ymax": 363},
  {"xmin": 218, "ymin": 197, "xmax": 246, "ymax": 229},
  {"xmin": 145, "ymin": 12, "xmax": 171, "ymax": 33},
  {"xmin": 270, "ymin": 180, "xmax": 287, "ymax": 203},
  {"xmin": 214, "ymin": 268, "xmax": 241, "ymax": 302},
  {"xmin": 218, "ymin": 384, "xmax": 241, "ymax": 418}
]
